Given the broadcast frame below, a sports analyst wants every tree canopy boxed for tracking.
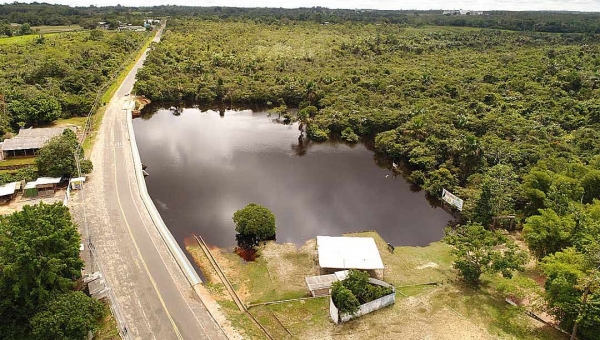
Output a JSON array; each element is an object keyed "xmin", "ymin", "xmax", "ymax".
[
  {"xmin": 0, "ymin": 203, "xmax": 86, "ymax": 337},
  {"xmin": 29, "ymin": 292, "xmax": 104, "ymax": 340},
  {"xmin": 232, "ymin": 203, "xmax": 276, "ymax": 246},
  {"xmin": 444, "ymin": 223, "xmax": 527, "ymax": 284},
  {"xmin": 36, "ymin": 129, "xmax": 92, "ymax": 177}
]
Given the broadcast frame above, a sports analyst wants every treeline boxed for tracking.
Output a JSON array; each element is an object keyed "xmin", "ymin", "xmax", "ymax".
[
  {"xmin": 2, "ymin": 3, "xmax": 600, "ymax": 34},
  {"xmin": 135, "ymin": 19, "xmax": 600, "ymax": 336},
  {"xmin": 0, "ymin": 29, "xmax": 147, "ymax": 135},
  {"xmin": 0, "ymin": 203, "xmax": 105, "ymax": 339},
  {"xmin": 0, "ymin": 3, "xmax": 147, "ymax": 29}
]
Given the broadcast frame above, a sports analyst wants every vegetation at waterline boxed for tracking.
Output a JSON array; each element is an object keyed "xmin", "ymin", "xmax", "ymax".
[
  {"xmin": 233, "ymin": 203, "xmax": 276, "ymax": 247},
  {"xmin": 0, "ymin": 203, "xmax": 105, "ymax": 339}
]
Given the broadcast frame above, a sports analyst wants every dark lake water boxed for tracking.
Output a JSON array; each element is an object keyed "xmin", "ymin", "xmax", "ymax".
[{"xmin": 133, "ymin": 107, "xmax": 452, "ymax": 249}]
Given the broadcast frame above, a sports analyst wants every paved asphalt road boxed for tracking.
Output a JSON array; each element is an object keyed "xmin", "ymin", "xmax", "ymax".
[{"xmin": 76, "ymin": 27, "xmax": 229, "ymax": 340}]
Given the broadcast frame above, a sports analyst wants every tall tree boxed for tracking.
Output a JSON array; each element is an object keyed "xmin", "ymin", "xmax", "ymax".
[
  {"xmin": 542, "ymin": 248, "xmax": 600, "ymax": 340},
  {"xmin": 444, "ymin": 223, "xmax": 527, "ymax": 284},
  {"xmin": 232, "ymin": 203, "xmax": 276, "ymax": 247},
  {"xmin": 36, "ymin": 129, "xmax": 92, "ymax": 177},
  {"xmin": 523, "ymin": 209, "xmax": 575, "ymax": 259},
  {"xmin": 0, "ymin": 203, "xmax": 83, "ymax": 324}
]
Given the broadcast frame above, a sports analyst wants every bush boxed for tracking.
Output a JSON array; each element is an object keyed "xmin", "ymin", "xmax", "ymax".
[
  {"xmin": 331, "ymin": 281, "xmax": 360, "ymax": 316},
  {"xmin": 341, "ymin": 127, "xmax": 359, "ymax": 143},
  {"xmin": 306, "ymin": 124, "xmax": 329, "ymax": 141},
  {"xmin": 332, "ymin": 269, "xmax": 394, "ymax": 315}
]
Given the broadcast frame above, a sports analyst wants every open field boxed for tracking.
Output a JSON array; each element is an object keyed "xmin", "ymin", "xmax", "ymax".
[
  {"xmin": 32, "ymin": 25, "xmax": 83, "ymax": 33},
  {"xmin": 187, "ymin": 231, "xmax": 566, "ymax": 339},
  {"xmin": 0, "ymin": 156, "xmax": 36, "ymax": 168},
  {"xmin": 0, "ymin": 34, "xmax": 52, "ymax": 45}
]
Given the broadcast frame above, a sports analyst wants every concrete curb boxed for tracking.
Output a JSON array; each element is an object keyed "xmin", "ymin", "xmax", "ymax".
[{"xmin": 125, "ymin": 106, "xmax": 202, "ymax": 286}]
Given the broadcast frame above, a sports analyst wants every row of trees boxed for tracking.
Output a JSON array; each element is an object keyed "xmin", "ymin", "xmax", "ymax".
[{"xmin": 0, "ymin": 203, "xmax": 104, "ymax": 339}]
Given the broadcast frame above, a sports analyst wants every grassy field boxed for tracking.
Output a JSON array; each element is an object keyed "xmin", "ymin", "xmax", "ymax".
[
  {"xmin": 0, "ymin": 34, "xmax": 51, "ymax": 45},
  {"xmin": 0, "ymin": 26, "xmax": 83, "ymax": 45},
  {"xmin": 187, "ymin": 232, "xmax": 567, "ymax": 340},
  {"xmin": 0, "ymin": 156, "xmax": 36, "ymax": 168},
  {"xmin": 32, "ymin": 25, "xmax": 83, "ymax": 34}
]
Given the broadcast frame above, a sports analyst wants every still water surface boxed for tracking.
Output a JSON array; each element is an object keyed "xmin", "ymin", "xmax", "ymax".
[{"xmin": 133, "ymin": 107, "xmax": 452, "ymax": 248}]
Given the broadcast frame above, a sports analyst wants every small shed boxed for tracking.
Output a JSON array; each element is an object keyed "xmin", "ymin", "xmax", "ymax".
[
  {"xmin": 305, "ymin": 270, "xmax": 349, "ymax": 297},
  {"xmin": 317, "ymin": 236, "xmax": 385, "ymax": 279},
  {"xmin": 35, "ymin": 177, "xmax": 62, "ymax": 196},
  {"xmin": 24, "ymin": 177, "xmax": 62, "ymax": 197},
  {"xmin": 0, "ymin": 181, "xmax": 19, "ymax": 203},
  {"xmin": 70, "ymin": 177, "xmax": 86, "ymax": 190}
]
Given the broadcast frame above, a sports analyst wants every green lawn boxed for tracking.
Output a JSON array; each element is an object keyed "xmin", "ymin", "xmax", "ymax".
[
  {"xmin": 32, "ymin": 25, "xmax": 83, "ymax": 34},
  {"xmin": 0, "ymin": 157, "xmax": 36, "ymax": 168}
]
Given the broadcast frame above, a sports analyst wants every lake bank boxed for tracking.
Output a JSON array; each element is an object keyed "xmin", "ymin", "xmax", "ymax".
[{"xmin": 185, "ymin": 231, "xmax": 564, "ymax": 340}]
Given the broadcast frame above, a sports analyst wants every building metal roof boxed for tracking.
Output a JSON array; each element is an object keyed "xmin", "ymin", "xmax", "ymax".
[
  {"xmin": 1, "ymin": 127, "xmax": 72, "ymax": 152},
  {"xmin": 0, "ymin": 182, "xmax": 18, "ymax": 197},
  {"xmin": 24, "ymin": 177, "xmax": 62, "ymax": 189},
  {"xmin": 35, "ymin": 177, "xmax": 62, "ymax": 185},
  {"xmin": 316, "ymin": 236, "xmax": 385, "ymax": 270}
]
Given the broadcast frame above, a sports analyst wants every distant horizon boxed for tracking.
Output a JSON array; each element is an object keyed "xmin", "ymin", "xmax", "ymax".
[{"xmin": 11, "ymin": 0, "xmax": 600, "ymax": 13}]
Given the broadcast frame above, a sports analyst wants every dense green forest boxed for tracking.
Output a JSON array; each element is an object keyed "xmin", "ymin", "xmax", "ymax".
[
  {"xmin": 0, "ymin": 29, "xmax": 147, "ymax": 134},
  {"xmin": 2, "ymin": 3, "xmax": 600, "ymax": 34},
  {"xmin": 135, "ymin": 18, "xmax": 600, "ymax": 337}
]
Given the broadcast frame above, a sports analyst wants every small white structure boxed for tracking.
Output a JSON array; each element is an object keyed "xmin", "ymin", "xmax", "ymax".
[
  {"xmin": 70, "ymin": 177, "xmax": 86, "ymax": 190},
  {"xmin": 317, "ymin": 236, "xmax": 384, "ymax": 278}
]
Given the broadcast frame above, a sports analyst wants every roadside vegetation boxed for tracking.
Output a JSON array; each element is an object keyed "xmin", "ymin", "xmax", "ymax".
[{"xmin": 0, "ymin": 203, "xmax": 106, "ymax": 339}]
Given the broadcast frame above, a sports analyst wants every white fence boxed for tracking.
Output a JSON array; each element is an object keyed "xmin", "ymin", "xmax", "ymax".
[{"xmin": 329, "ymin": 278, "xmax": 396, "ymax": 324}]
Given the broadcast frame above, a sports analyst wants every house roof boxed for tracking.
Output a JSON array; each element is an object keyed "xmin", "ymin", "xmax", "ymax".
[
  {"xmin": 1, "ymin": 127, "xmax": 73, "ymax": 152},
  {"xmin": 0, "ymin": 182, "xmax": 18, "ymax": 197},
  {"xmin": 316, "ymin": 236, "xmax": 385, "ymax": 270}
]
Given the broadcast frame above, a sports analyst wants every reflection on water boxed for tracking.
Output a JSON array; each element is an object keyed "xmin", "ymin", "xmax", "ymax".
[{"xmin": 133, "ymin": 108, "xmax": 452, "ymax": 248}]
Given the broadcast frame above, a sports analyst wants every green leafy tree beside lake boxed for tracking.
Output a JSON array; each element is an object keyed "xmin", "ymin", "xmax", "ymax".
[{"xmin": 233, "ymin": 203, "xmax": 276, "ymax": 247}]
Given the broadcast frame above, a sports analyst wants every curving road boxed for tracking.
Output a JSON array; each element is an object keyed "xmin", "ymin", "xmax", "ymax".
[{"xmin": 72, "ymin": 26, "xmax": 229, "ymax": 340}]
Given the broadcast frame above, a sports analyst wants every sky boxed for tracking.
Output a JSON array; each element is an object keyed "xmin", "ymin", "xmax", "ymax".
[{"xmin": 18, "ymin": 0, "xmax": 600, "ymax": 12}]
